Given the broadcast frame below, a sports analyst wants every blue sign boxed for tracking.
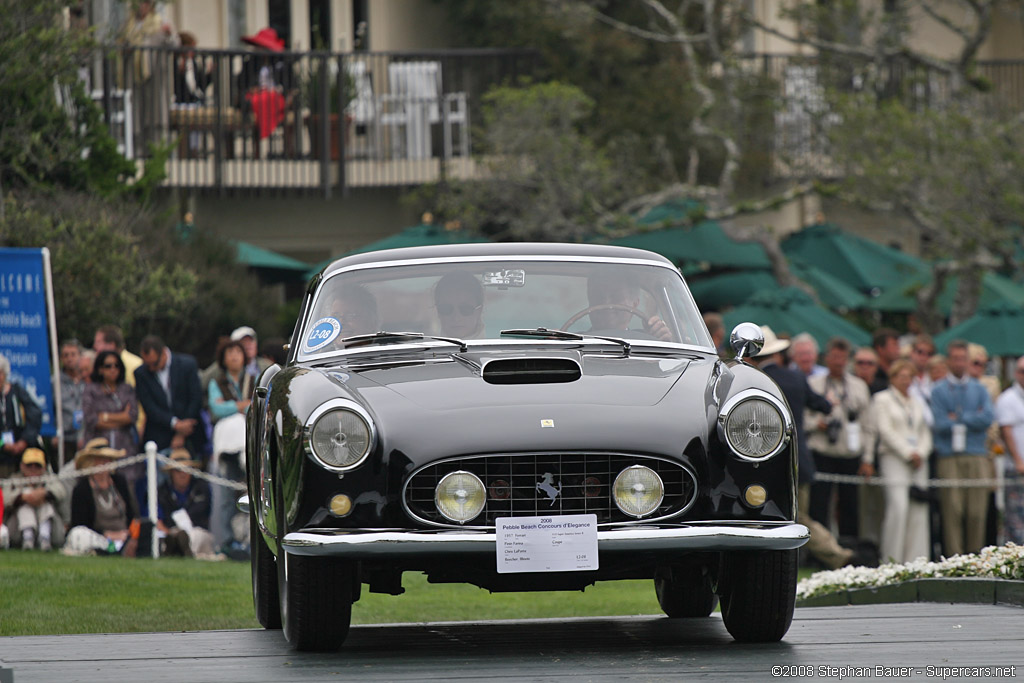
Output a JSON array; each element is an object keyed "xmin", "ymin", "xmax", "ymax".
[{"xmin": 0, "ymin": 249, "xmax": 56, "ymax": 437}]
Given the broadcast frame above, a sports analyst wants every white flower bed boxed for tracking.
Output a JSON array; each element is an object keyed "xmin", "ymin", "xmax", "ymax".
[{"xmin": 796, "ymin": 543, "xmax": 1024, "ymax": 600}]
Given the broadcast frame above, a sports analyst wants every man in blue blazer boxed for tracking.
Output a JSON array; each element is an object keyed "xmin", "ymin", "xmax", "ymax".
[{"xmin": 135, "ymin": 335, "xmax": 206, "ymax": 456}]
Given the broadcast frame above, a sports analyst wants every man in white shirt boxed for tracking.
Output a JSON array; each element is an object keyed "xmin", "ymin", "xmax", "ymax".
[{"xmin": 994, "ymin": 358, "xmax": 1024, "ymax": 544}]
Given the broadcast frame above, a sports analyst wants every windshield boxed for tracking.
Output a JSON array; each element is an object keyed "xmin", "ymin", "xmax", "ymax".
[{"xmin": 298, "ymin": 257, "xmax": 713, "ymax": 358}]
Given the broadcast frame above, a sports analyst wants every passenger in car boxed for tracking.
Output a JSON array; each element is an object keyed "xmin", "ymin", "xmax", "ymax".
[
  {"xmin": 434, "ymin": 271, "xmax": 485, "ymax": 338},
  {"xmin": 329, "ymin": 286, "xmax": 380, "ymax": 339}
]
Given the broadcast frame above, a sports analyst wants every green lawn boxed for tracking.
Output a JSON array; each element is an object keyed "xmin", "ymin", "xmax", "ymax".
[{"xmin": 0, "ymin": 551, "xmax": 817, "ymax": 636}]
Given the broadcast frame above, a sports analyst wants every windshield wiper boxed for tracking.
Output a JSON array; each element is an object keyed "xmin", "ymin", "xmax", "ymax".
[
  {"xmin": 501, "ymin": 328, "xmax": 584, "ymax": 341},
  {"xmin": 500, "ymin": 328, "xmax": 632, "ymax": 355},
  {"xmin": 341, "ymin": 331, "xmax": 468, "ymax": 352}
]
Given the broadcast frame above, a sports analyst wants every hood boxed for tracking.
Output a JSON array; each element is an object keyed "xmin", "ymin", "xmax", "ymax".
[
  {"xmin": 343, "ymin": 349, "xmax": 691, "ymax": 410},
  {"xmin": 308, "ymin": 349, "xmax": 716, "ymax": 460}
]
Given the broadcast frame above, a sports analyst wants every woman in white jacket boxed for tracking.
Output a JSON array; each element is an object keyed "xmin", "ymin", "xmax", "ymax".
[{"xmin": 875, "ymin": 359, "xmax": 933, "ymax": 563}]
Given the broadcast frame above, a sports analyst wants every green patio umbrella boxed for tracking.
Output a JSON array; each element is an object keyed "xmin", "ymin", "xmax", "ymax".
[
  {"xmin": 610, "ymin": 221, "xmax": 771, "ymax": 270},
  {"xmin": 305, "ymin": 223, "xmax": 488, "ymax": 279},
  {"xmin": 687, "ymin": 261, "xmax": 867, "ymax": 313},
  {"xmin": 234, "ymin": 240, "xmax": 311, "ymax": 271},
  {"xmin": 934, "ymin": 302, "xmax": 1024, "ymax": 357},
  {"xmin": 866, "ymin": 271, "xmax": 1024, "ymax": 314},
  {"xmin": 722, "ymin": 287, "xmax": 871, "ymax": 350},
  {"xmin": 788, "ymin": 260, "xmax": 869, "ymax": 311},
  {"xmin": 687, "ymin": 270, "xmax": 778, "ymax": 311},
  {"xmin": 782, "ymin": 223, "xmax": 930, "ymax": 295}
]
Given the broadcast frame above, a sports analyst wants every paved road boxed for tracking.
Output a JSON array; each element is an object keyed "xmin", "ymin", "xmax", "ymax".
[{"xmin": 1, "ymin": 604, "xmax": 1021, "ymax": 682}]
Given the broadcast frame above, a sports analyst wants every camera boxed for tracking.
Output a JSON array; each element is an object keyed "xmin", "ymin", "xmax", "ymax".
[{"xmin": 826, "ymin": 419, "xmax": 842, "ymax": 444}]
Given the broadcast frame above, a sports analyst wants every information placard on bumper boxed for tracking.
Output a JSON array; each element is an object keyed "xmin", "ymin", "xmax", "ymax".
[{"xmin": 496, "ymin": 514, "xmax": 599, "ymax": 573}]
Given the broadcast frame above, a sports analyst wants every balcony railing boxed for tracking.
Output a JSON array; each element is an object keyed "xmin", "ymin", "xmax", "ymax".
[
  {"xmin": 88, "ymin": 46, "xmax": 539, "ymax": 195},
  {"xmin": 89, "ymin": 47, "xmax": 1024, "ymax": 193}
]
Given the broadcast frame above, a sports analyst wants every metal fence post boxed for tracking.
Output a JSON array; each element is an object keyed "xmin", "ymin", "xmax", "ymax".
[{"xmin": 146, "ymin": 441, "xmax": 159, "ymax": 559}]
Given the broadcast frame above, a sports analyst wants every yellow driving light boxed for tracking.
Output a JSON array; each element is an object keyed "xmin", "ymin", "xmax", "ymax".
[
  {"xmin": 329, "ymin": 494, "xmax": 352, "ymax": 517},
  {"xmin": 435, "ymin": 470, "xmax": 486, "ymax": 523},
  {"xmin": 744, "ymin": 485, "xmax": 767, "ymax": 508},
  {"xmin": 612, "ymin": 465, "xmax": 665, "ymax": 518}
]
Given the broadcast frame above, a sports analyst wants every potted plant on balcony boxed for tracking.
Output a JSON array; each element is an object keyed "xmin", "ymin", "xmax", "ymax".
[{"xmin": 304, "ymin": 60, "xmax": 356, "ymax": 161}]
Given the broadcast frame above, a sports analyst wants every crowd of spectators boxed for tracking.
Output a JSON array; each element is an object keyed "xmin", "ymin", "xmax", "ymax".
[
  {"xmin": 761, "ymin": 326, "xmax": 1024, "ymax": 568},
  {"xmin": 1, "ymin": 324, "xmax": 286, "ymax": 559},
  {"xmin": 3, "ymin": 316, "xmax": 1023, "ymax": 568}
]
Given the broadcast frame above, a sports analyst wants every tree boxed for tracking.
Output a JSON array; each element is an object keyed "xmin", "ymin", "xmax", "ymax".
[
  {"xmin": 431, "ymin": 1, "xmax": 813, "ymax": 291},
  {"xmin": 752, "ymin": 0, "xmax": 1024, "ymax": 329},
  {"xmin": 426, "ymin": 81, "xmax": 634, "ymax": 241},
  {"xmin": 433, "ymin": 0, "xmax": 1024, "ymax": 326},
  {"xmin": 0, "ymin": 0, "xmax": 280, "ymax": 360},
  {"xmin": 0, "ymin": 190, "xmax": 277, "ymax": 360},
  {"xmin": 0, "ymin": 0, "xmax": 169, "ymax": 208}
]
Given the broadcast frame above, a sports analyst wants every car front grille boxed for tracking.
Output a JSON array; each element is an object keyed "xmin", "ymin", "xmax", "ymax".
[{"xmin": 403, "ymin": 452, "xmax": 697, "ymax": 528}]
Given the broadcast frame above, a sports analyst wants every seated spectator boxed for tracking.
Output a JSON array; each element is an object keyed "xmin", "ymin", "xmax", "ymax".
[
  {"xmin": 2, "ymin": 448, "xmax": 68, "ymax": 550},
  {"xmin": 0, "ymin": 352, "xmax": 44, "ymax": 478},
  {"xmin": 156, "ymin": 448, "xmax": 216, "ymax": 558},
  {"xmin": 68, "ymin": 438, "xmax": 138, "ymax": 555}
]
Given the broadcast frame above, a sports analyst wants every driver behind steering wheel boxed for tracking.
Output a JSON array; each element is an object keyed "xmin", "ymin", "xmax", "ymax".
[{"xmin": 585, "ymin": 274, "xmax": 673, "ymax": 342}]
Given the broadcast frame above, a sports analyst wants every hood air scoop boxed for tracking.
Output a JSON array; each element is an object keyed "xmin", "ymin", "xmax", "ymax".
[{"xmin": 481, "ymin": 357, "xmax": 583, "ymax": 385}]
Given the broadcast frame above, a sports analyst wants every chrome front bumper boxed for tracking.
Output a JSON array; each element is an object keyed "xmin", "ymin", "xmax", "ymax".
[{"xmin": 281, "ymin": 523, "xmax": 809, "ymax": 558}]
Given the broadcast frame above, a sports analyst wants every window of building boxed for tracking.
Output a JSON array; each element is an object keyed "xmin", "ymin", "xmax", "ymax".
[
  {"xmin": 268, "ymin": 0, "xmax": 291, "ymax": 48},
  {"xmin": 310, "ymin": 0, "xmax": 330, "ymax": 50}
]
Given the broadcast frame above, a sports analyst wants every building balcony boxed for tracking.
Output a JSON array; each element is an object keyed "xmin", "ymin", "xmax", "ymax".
[{"xmin": 89, "ymin": 46, "xmax": 539, "ymax": 196}]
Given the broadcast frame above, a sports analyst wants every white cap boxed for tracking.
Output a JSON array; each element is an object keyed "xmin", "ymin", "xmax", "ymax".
[{"xmin": 230, "ymin": 326, "xmax": 257, "ymax": 342}]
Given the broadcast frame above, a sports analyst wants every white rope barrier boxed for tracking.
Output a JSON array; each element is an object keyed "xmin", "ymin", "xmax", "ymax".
[
  {"xmin": 4, "ymin": 449, "xmax": 247, "ymax": 491},
  {"xmin": 813, "ymin": 471, "xmax": 1017, "ymax": 488}
]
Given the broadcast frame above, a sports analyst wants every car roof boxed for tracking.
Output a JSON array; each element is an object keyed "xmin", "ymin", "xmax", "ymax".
[{"xmin": 318, "ymin": 242, "xmax": 676, "ymax": 279}]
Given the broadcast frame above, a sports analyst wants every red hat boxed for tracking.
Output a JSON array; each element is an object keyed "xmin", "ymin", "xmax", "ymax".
[{"xmin": 242, "ymin": 27, "xmax": 285, "ymax": 52}]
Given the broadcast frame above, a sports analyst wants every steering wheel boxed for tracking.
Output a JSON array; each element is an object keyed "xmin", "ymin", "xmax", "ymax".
[{"xmin": 561, "ymin": 303, "xmax": 649, "ymax": 332}]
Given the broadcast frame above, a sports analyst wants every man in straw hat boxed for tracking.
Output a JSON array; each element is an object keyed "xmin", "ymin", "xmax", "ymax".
[
  {"xmin": 2, "ymin": 447, "xmax": 68, "ymax": 550},
  {"xmin": 750, "ymin": 327, "xmax": 855, "ymax": 568},
  {"xmin": 68, "ymin": 438, "xmax": 138, "ymax": 552}
]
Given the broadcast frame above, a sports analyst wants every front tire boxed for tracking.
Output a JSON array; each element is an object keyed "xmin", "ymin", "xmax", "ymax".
[
  {"xmin": 250, "ymin": 508, "xmax": 281, "ymax": 629},
  {"xmin": 279, "ymin": 551, "xmax": 353, "ymax": 652},
  {"xmin": 718, "ymin": 549, "xmax": 798, "ymax": 642},
  {"xmin": 654, "ymin": 565, "xmax": 718, "ymax": 617}
]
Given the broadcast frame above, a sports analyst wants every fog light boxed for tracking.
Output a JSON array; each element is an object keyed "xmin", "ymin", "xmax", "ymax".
[
  {"xmin": 612, "ymin": 465, "xmax": 664, "ymax": 518},
  {"xmin": 435, "ymin": 470, "xmax": 486, "ymax": 523},
  {"xmin": 329, "ymin": 494, "xmax": 352, "ymax": 517},
  {"xmin": 744, "ymin": 485, "xmax": 767, "ymax": 508}
]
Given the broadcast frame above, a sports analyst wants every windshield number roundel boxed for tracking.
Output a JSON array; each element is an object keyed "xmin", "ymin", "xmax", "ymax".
[{"xmin": 305, "ymin": 317, "xmax": 342, "ymax": 352}]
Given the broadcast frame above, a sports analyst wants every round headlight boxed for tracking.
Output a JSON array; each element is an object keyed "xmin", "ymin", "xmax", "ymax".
[
  {"xmin": 725, "ymin": 398, "xmax": 784, "ymax": 460},
  {"xmin": 309, "ymin": 408, "xmax": 371, "ymax": 469},
  {"xmin": 435, "ymin": 470, "xmax": 486, "ymax": 523},
  {"xmin": 612, "ymin": 465, "xmax": 665, "ymax": 518}
]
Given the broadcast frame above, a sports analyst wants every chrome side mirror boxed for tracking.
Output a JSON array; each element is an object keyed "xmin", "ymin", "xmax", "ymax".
[{"xmin": 729, "ymin": 322, "xmax": 764, "ymax": 361}]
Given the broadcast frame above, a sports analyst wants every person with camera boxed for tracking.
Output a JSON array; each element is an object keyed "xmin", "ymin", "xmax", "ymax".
[{"xmin": 807, "ymin": 337, "xmax": 872, "ymax": 540}]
